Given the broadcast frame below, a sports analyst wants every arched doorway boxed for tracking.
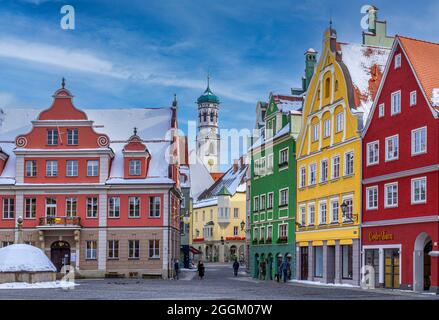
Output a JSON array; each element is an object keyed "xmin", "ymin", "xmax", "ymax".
[
  {"xmin": 230, "ymin": 245, "xmax": 237, "ymax": 262},
  {"xmin": 254, "ymin": 253, "xmax": 260, "ymax": 278},
  {"xmin": 267, "ymin": 253, "xmax": 273, "ymax": 280},
  {"xmin": 51, "ymin": 241, "xmax": 71, "ymax": 272},
  {"xmin": 413, "ymin": 232, "xmax": 432, "ymax": 292}
]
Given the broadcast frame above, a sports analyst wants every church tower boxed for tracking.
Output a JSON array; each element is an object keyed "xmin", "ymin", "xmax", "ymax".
[{"xmin": 196, "ymin": 76, "xmax": 221, "ymax": 173}]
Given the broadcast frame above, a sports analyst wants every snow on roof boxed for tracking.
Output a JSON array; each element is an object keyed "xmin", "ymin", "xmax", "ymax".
[
  {"xmin": 250, "ymin": 123, "xmax": 291, "ymax": 151},
  {"xmin": 432, "ymin": 89, "xmax": 439, "ymax": 107},
  {"xmin": 0, "ymin": 244, "xmax": 56, "ymax": 272},
  {"xmin": 339, "ymin": 43, "xmax": 390, "ymax": 123},
  {"xmin": 272, "ymin": 94, "xmax": 303, "ymax": 114},
  {"xmin": 0, "ymin": 143, "xmax": 16, "ymax": 184},
  {"xmin": 179, "ymin": 165, "xmax": 191, "ymax": 188}
]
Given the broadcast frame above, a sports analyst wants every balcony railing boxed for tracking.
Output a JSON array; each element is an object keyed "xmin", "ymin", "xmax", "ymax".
[{"xmin": 38, "ymin": 216, "xmax": 81, "ymax": 228}]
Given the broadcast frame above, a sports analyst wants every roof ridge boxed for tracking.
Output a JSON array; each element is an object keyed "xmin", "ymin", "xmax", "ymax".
[{"xmin": 398, "ymin": 35, "xmax": 439, "ymax": 47}]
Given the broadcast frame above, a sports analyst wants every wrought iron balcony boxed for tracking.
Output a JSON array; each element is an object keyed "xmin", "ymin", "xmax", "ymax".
[{"xmin": 38, "ymin": 216, "xmax": 81, "ymax": 230}]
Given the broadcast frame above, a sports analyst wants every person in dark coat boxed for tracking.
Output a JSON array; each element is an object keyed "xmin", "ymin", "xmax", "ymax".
[
  {"xmin": 281, "ymin": 259, "xmax": 291, "ymax": 283},
  {"xmin": 174, "ymin": 259, "xmax": 180, "ymax": 280},
  {"xmin": 233, "ymin": 259, "xmax": 240, "ymax": 277},
  {"xmin": 198, "ymin": 261, "xmax": 205, "ymax": 280}
]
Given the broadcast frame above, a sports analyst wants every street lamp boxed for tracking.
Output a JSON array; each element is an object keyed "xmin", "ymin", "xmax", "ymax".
[
  {"xmin": 340, "ymin": 201, "xmax": 357, "ymax": 222},
  {"xmin": 240, "ymin": 220, "xmax": 245, "ymax": 231},
  {"xmin": 220, "ymin": 236, "xmax": 225, "ymax": 245}
]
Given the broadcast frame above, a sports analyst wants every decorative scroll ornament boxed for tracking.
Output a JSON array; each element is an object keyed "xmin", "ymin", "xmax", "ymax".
[
  {"xmin": 97, "ymin": 135, "xmax": 110, "ymax": 147},
  {"xmin": 16, "ymin": 136, "xmax": 28, "ymax": 148}
]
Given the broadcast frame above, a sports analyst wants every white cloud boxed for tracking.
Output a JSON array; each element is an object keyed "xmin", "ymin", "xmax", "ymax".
[{"xmin": 0, "ymin": 92, "xmax": 15, "ymax": 107}]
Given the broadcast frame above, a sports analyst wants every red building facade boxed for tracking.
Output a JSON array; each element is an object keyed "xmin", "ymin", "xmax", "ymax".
[
  {"xmin": 0, "ymin": 83, "xmax": 181, "ymax": 279},
  {"xmin": 362, "ymin": 36, "xmax": 439, "ymax": 292}
]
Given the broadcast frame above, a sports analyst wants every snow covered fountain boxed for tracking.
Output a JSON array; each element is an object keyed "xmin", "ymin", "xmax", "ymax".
[{"xmin": 0, "ymin": 244, "xmax": 57, "ymax": 284}]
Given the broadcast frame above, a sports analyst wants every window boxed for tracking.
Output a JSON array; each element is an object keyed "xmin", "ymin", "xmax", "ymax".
[
  {"xmin": 279, "ymin": 149, "xmax": 288, "ymax": 166},
  {"xmin": 149, "ymin": 196, "xmax": 161, "ymax": 217},
  {"xmin": 46, "ymin": 160, "xmax": 58, "ymax": 177},
  {"xmin": 259, "ymin": 195, "xmax": 266, "ymax": 211},
  {"xmin": 385, "ymin": 135, "xmax": 399, "ymax": 161},
  {"xmin": 314, "ymin": 246, "xmax": 323, "ymax": 278},
  {"xmin": 128, "ymin": 240, "xmax": 140, "ymax": 259},
  {"xmin": 267, "ymin": 154, "xmax": 273, "ymax": 173},
  {"xmin": 108, "ymin": 240, "xmax": 119, "ymax": 259},
  {"xmin": 66, "ymin": 160, "xmax": 78, "ymax": 177},
  {"xmin": 325, "ymin": 77, "xmax": 330, "ymax": 98},
  {"xmin": 65, "ymin": 197, "xmax": 77, "ymax": 217},
  {"xmin": 233, "ymin": 226, "xmax": 239, "ymax": 236},
  {"xmin": 394, "ymin": 53, "xmax": 401, "ymax": 69},
  {"xmin": 367, "ymin": 141, "xmax": 379, "ymax": 166},
  {"xmin": 253, "ymin": 228, "xmax": 259, "ymax": 241},
  {"xmin": 309, "ymin": 163, "xmax": 317, "ymax": 186},
  {"xmin": 279, "ymin": 189, "xmax": 288, "ymax": 207},
  {"xmin": 366, "ymin": 187, "xmax": 378, "ymax": 210},
  {"xmin": 323, "ymin": 119, "xmax": 331, "ymax": 138},
  {"xmin": 129, "ymin": 197, "xmax": 140, "ymax": 218},
  {"xmin": 299, "ymin": 206, "xmax": 306, "ymax": 226},
  {"xmin": 87, "ymin": 160, "xmax": 99, "ymax": 177},
  {"xmin": 253, "ymin": 196, "xmax": 259, "ymax": 212},
  {"xmin": 412, "ymin": 177, "xmax": 426, "ymax": 204},
  {"xmin": 378, "ymin": 103, "xmax": 385, "ymax": 118},
  {"xmin": 342, "ymin": 245, "xmax": 353, "ymax": 279},
  {"xmin": 345, "ymin": 152, "xmax": 354, "ymax": 176},
  {"xmin": 234, "ymin": 208, "xmax": 239, "ymax": 218},
  {"xmin": 267, "ymin": 226, "xmax": 273, "ymax": 240},
  {"xmin": 410, "ymin": 91, "xmax": 417, "ymax": 106},
  {"xmin": 412, "ymin": 127, "xmax": 427, "ymax": 155},
  {"xmin": 86, "ymin": 241, "xmax": 97, "ymax": 260},
  {"xmin": 342, "ymin": 198, "xmax": 353, "ymax": 221},
  {"xmin": 309, "ymin": 203, "xmax": 315, "ymax": 226},
  {"xmin": 149, "ymin": 240, "xmax": 160, "ymax": 259},
  {"xmin": 86, "ymin": 197, "xmax": 98, "ymax": 218},
  {"xmin": 319, "ymin": 202, "xmax": 327, "ymax": 225},
  {"xmin": 331, "ymin": 200, "xmax": 339, "ymax": 223},
  {"xmin": 336, "ymin": 113, "xmax": 343, "ymax": 133},
  {"xmin": 47, "ymin": 129, "xmax": 58, "ymax": 145},
  {"xmin": 45, "ymin": 198, "xmax": 56, "ymax": 217},
  {"xmin": 108, "ymin": 197, "xmax": 120, "ymax": 218},
  {"xmin": 312, "ymin": 124, "xmax": 319, "ymax": 142},
  {"xmin": 391, "ymin": 91, "xmax": 401, "ymax": 115},
  {"xmin": 25, "ymin": 198, "xmax": 36, "ymax": 219},
  {"xmin": 129, "ymin": 160, "xmax": 141, "ymax": 176},
  {"xmin": 299, "ymin": 167, "xmax": 306, "ymax": 188},
  {"xmin": 25, "ymin": 160, "xmax": 37, "ymax": 177},
  {"xmin": 279, "ymin": 224, "xmax": 288, "ymax": 239},
  {"xmin": 267, "ymin": 193, "xmax": 273, "ymax": 209},
  {"xmin": 3, "ymin": 198, "xmax": 14, "ymax": 219},
  {"xmin": 332, "ymin": 156, "xmax": 340, "ymax": 179},
  {"xmin": 67, "ymin": 129, "xmax": 78, "ymax": 145},
  {"xmin": 385, "ymin": 183, "xmax": 398, "ymax": 208},
  {"xmin": 320, "ymin": 160, "xmax": 328, "ymax": 183}
]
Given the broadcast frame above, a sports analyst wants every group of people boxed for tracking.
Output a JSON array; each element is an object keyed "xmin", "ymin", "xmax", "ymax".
[
  {"xmin": 173, "ymin": 259, "xmax": 206, "ymax": 280},
  {"xmin": 258, "ymin": 258, "xmax": 291, "ymax": 283}
]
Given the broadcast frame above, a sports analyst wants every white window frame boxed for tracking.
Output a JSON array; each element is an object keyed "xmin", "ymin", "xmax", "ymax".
[
  {"xmin": 253, "ymin": 196, "xmax": 259, "ymax": 212},
  {"xmin": 129, "ymin": 159, "xmax": 141, "ymax": 176},
  {"xmin": 45, "ymin": 198, "xmax": 56, "ymax": 217},
  {"xmin": 366, "ymin": 141, "xmax": 379, "ymax": 166},
  {"xmin": 87, "ymin": 160, "xmax": 99, "ymax": 177},
  {"xmin": 108, "ymin": 197, "xmax": 120, "ymax": 218},
  {"xmin": 332, "ymin": 155, "xmax": 340, "ymax": 179},
  {"xmin": 47, "ymin": 129, "xmax": 58, "ymax": 145},
  {"xmin": 86, "ymin": 241, "xmax": 97, "ymax": 260},
  {"xmin": 67, "ymin": 129, "xmax": 78, "ymax": 145},
  {"xmin": 378, "ymin": 103, "xmax": 385, "ymax": 118},
  {"xmin": 330, "ymin": 199, "xmax": 339, "ymax": 223},
  {"xmin": 66, "ymin": 160, "xmax": 78, "ymax": 177},
  {"xmin": 312, "ymin": 123, "xmax": 319, "ymax": 142},
  {"xmin": 411, "ymin": 177, "xmax": 427, "ymax": 204},
  {"xmin": 260, "ymin": 194, "xmax": 266, "ymax": 211},
  {"xmin": 384, "ymin": 182, "xmax": 398, "ymax": 208},
  {"xmin": 299, "ymin": 166, "xmax": 306, "ymax": 188},
  {"xmin": 267, "ymin": 192, "xmax": 274, "ymax": 210},
  {"xmin": 24, "ymin": 198, "xmax": 36, "ymax": 219},
  {"xmin": 309, "ymin": 163, "xmax": 317, "ymax": 186},
  {"xmin": 320, "ymin": 159, "xmax": 328, "ymax": 183},
  {"xmin": 319, "ymin": 201, "xmax": 327, "ymax": 225},
  {"xmin": 299, "ymin": 205, "xmax": 306, "ymax": 226},
  {"xmin": 308, "ymin": 203, "xmax": 315, "ymax": 226},
  {"xmin": 86, "ymin": 197, "xmax": 98, "ymax": 218},
  {"xmin": 46, "ymin": 160, "xmax": 58, "ymax": 177},
  {"xmin": 25, "ymin": 160, "xmax": 37, "ymax": 177},
  {"xmin": 279, "ymin": 188, "xmax": 288, "ymax": 207},
  {"xmin": 267, "ymin": 154, "xmax": 274, "ymax": 174},
  {"xmin": 391, "ymin": 90, "xmax": 401, "ymax": 115},
  {"xmin": 65, "ymin": 197, "xmax": 77, "ymax": 217},
  {"xmin": 344, "ymin": 151, "xmax": 354, "ymax": 176},
  {"xmin": 278, "ymin": 223, "xmax": 288, "ymax": 239},
  {"xmin": 3, "ymin": 198, "xmax": 14, "ymax": 219},
  {"xmin": 411, "ymin": 127, "xmax": 427, "ymax": 156},
  {"xmin": 342, "ymin": 196, "xmax": 354, "ymax": 222},
  {"xmin": 279, "ymin": 148, "xmax": 289, "ymax": 166},
  {"xmin": 323, "ymin": 119, "xmax": 331, "ymax": 138},
  {"xmin": 366, "ymin": 186, "xmax": 378, "ymax": 210},
  {"xmin": 410, "ymin": 91, "xmax": 417, "ymax": 107},
  {"xmin": 129, "ymin": 196, "xmax": 141, "ymax": 218},
  {"xmin": 394, "ymin": 53, "xmax": 402, "ymax": 69},
  {"xmin": 385, "ymin": 135, "xmax": 399, "ymax": 162},
  {"xmin": 336, "ymin": 113, "xmax": 343, "ymax": 133}
]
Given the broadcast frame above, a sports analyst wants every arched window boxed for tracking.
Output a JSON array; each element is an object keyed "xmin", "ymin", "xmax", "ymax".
[
  {"xmin": 335, "ymin": 80, "xmax": 339, "ymax": 92},
  {"xmin": 203, "ymin": 112, "xmax": 207, "ymax": 122},
  {"xmin": 325, "ymin": 77, "xmax": 331, "ymax": 98},
  {"xmin": 210, "ymin": 112, "xmax": 214, "ymax": 122}
]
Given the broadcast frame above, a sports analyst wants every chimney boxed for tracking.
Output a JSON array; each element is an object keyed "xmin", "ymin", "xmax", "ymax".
[{"xmin": 233, "ymin": 159, "xmax": 239, "ymax": 173}]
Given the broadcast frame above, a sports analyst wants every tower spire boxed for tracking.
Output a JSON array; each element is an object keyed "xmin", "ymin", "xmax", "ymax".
[{"xmin": 61, "ymin": 77, "xmax": 66, "ymax": 89}]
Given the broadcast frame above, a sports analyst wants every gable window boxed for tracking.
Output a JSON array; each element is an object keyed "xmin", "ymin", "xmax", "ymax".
[
  {"xmin": 309, "ymin": 163, "xmax": 317, "ymax": 186},
  {"xmin": 299, "ymin": 167, "xmax": 306, "ymax": 188},
  {"xmin": 67, "ymin": 129, "xmax": 78, "ymax": 145},
  {"xmin": 385, "ymin": 135, "xmax": 399, "ymax": 161},
  {"xmin": 129, "ymin": 160, "xmax": 141, "ymax": 176},
  {"xmin": 412, "ymin": 177, "xmax": 427, "ymax": 204},
  {"xmin": 299, "ymin": 205, "xmax": 306, "ymax": 226},
  {"xmin": 267, "ymin": 193, "xmax": 274, "ymax": 209},
  {"xmin": 149, "ymin": 239, "xmax": 160, "ymax": 259},
  {"xmin": 344, "ymin": 152, "xmax": 354, "ymax": 176},
  {"xmin": 86, "ymin": 241, "xmax": 97, "ymax": 260},
  {"xmin": 319, "ymin": 202, "xmax": 327, "ymax": 225},
  {"xmin": 336, "ymin": 113, "xmax": 344, "ymax": 133},
  {"xmin": 108, "ymin": 197, "xmax": 120, "ymax": 218},
  {"xmin": 412, "ymin": 127, "xmax": 427, "ymax": 156},
  {"xmin": 378, "ymin": 103, "xmax": 385, "ymax": 118},
  {"xmin": 87, "ymin": 160, "xmax": 99, "ymax": 177},
  {"xmin": 66, "ymin": 160, "xmax": 78, "ymax": 177},
  {"xmin": 367, "ymin": 141, "xmax": 379, "ymax": 166},
  {"xmin": 66, "ymin": 197, "xmax": 77, "ymax": 217},
  {"xmin": 25, "ymin": 160, "xmax": 37, "ymax": 177},
  {"xmin": 3, "ymin": 198, "xmax": 14, "ymax": 219},
  {"xmin": 45, "ymin": 198, "xmax": 56, "ymax": 217},
  {"xmin": 47, "ymin": 129, "xmax": 58, "ymax": 145},
  {"xmin": 86, "ymin": 197, "xmax": 98, "ymax": 218},
  {"xmin": 394, "ymin": 53, "xmax": 401, "ymax": 69},
  {"xmin": 410, "ymin": 91, "xmax": 417, "ymax": 107},
  {"xmin": 279, "ymin": 189, "xmax": 288, "ymax": 207},
  {"xmin": 312, "ymin": 124, "xmax": 319, "ymax": 142},
  {"xmin": 325, "ymin": 77, "xmax": 330, "ymax": 98},
  {"xmin": 46, "ymin": 160, "xmax": 58, "ymax": 177},
  {"xmin": 332, "ymin": 156, "xmax": 340, "ymax": 179},
  {"xmin": 149, "ymin": 196, "xmax": 161, "ymax": 218},
  {"xmin": 129, "ymin": 197, "xmax": 140, "ymax": 218},
  {"xmin": 323, "ymin": 119, "xmax": 331, "ymax": 138},
  {"xmin": 391, "ymin": 91, "xmax": 401, "ymax": 115},
  {"xmin": 320, "ymin": 160, "xmax": 328, "ymax": 183},
  {"xmin": 308, "ymin": 203, "xmax": 315, "ymax": 226},
  {"xmin": 25, "ymin": 198, "xmax": 36, "ymax": 219},
  {"xmin": 366, "ymin": 186, "xmax": 378, "ymax": 210},
  {"xmin": 331, "ymin": 200, "xmax": 339, "ymax": 223},
  {"xmin": 128, "ymin": 240, "xmax": 140, "ymax": 259},
  {"xmin": 108, "ymin": 240, "xmax": 119, "ymax": 259},
  {"xmin": 385, "ymin": 183, "xmax": 398, "ymax": 208}
]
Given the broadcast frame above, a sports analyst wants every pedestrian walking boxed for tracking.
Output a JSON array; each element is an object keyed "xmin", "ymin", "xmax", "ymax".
[
  {"xmin": 174, "ymin": 259, "xmax": 180, "ymax": 280},
  {"xmin": 198, "ymin": 260, "xmax": 205, "ymax": 280},
  {"xmin": 276, "ymin": 262, "xmax": 282, "ymax": 283},
  {"xmin": 233, "ymin": 259, "xmax": 240, "ymax": 277},
  {"xmin": 281, "ymin": 259, "xmax": 290, "ymax": 283}
]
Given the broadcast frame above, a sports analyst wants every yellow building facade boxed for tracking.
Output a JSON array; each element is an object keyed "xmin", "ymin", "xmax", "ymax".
[{"xmin": 295, "ymin": 26, "xmax": 390, "ymax": 285}]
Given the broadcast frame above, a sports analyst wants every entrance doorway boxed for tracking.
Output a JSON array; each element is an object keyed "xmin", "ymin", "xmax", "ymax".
[
  {"xmin": 51, "ymin": 241, "xmax": 71, "ymax": 272},
  {"xmin": 300, "ymin": 247, "xmax": 309, "ymax": 280},
  {"xmin": 413, "ymin": 232, "xmax": 432, "ymax": 292},
  {"xmin": 384, "ymin": 249, "xmax": 400, "ymax": 289},
  {"xmin": 365, "ymin": 249, "xmax": 380, "ymax": 288},
  {"xmin": 424, "ymin": 241, "xmax": 432, "ymax": 290}
]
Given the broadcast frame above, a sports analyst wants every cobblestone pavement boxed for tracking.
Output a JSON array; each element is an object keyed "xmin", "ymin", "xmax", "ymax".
[{"xmin": 0, "ymin": 263, "xmax": 437, "ymax": 300}]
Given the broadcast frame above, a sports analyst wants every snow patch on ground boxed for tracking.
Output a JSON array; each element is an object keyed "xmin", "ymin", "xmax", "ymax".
[
  {"xmin": 289, "ymin": 280, "xmax": 360, "ymax": 288},
  {"xmin": 0, "ymin": 281, "xmax": 77, "ymax": 289}
]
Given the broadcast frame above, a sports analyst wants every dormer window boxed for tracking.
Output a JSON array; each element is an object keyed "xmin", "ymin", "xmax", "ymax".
[
  {"xmin": 394, "ymin": 53, "xmax": 402, "ymax": 69},
  {"xmin": 129, "ymin": 160, "xmax": 141, "ymax": 176},
  {"xmin": 67, "ymin": 129, "xmax": 78, "ymax": 145},
  {"xmin": 47, "ymin": 129, "xmax": 58, "ymax": 145}
]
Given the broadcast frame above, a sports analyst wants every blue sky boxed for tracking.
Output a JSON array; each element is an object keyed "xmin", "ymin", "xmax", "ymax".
[{"xmin": 0, "ymin": 0, "xmax": 438, "ymax": 139}]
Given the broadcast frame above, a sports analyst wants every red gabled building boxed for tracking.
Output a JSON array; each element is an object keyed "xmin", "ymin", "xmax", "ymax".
[
  {"xmin": 0, "ymin": 82, "xmax": 182, "ymax": 279},
  {"xmin": 362, "ymin": 36, "xmax": 439, "ymax": 292}
]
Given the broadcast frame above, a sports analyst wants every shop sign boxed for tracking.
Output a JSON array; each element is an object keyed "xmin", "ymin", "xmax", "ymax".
[{"xmin": 368, "ymin": 231, "xmax": 394, "ymax": 241}]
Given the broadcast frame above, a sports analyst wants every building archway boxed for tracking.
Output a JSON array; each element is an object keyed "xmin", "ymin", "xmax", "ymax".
[
  {"xmin": 254, "ymin": 253, "xmax": 260, "ymax": 278},
  {"xmin": 50, "ymin": 241, "xmax": 71, "ymax": 272},
  {"xmin": 267, "ymin": 253, "xmax": 273, "ymax": 280},
  {"xmin": 413, "ymin": 232, "xmax": 432, "ymax": 292},
  {"xmin": 230, "ymin": 245, "xmax": 237, "ymax": 262}
]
